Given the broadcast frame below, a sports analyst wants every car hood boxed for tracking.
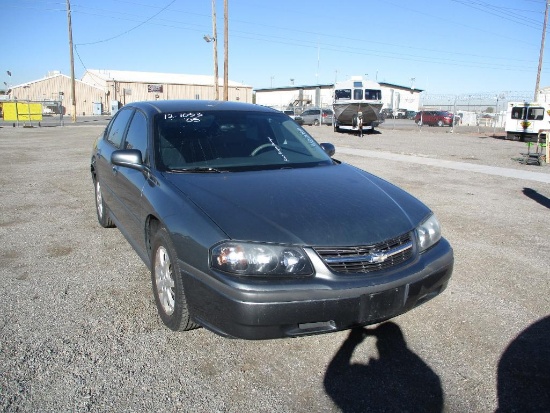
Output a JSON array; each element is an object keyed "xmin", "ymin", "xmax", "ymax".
[{"xmin": 164, "ymin": 164, "xmax": 431, "ymax": 246}]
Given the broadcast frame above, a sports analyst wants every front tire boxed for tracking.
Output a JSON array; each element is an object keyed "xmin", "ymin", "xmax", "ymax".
[
  {"xmin": 94, "ymin": 177, "xmax": 115, "ymax": 228},
  {"xmin": 151, "ymin": 227, "xmax": 198, "ymax": 332}
]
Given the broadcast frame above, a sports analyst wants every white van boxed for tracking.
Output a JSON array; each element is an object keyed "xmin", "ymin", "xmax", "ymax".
[{"xmin": 505, "ymin": 102, "xmax": 550, "ymax": 142}]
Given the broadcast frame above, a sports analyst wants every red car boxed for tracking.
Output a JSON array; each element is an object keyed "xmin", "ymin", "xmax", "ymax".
[{"xmin": 414, "ymin": 111, "xmax": 455, "ymax": 127}]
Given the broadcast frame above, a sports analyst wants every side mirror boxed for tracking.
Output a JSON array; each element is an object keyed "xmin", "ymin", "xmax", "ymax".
[
  {"xmin": 111, "ymin": 149, "xmax": 146, "ymax": 171},
  {"xmin": 320, "ymin": 143, "xmax": 335, "ymax": 157}
]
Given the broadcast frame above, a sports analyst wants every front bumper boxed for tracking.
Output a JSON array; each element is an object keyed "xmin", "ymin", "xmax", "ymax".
[{"xmin": 182, "ymin": 238, "xmax": 453, "ymax": 340}]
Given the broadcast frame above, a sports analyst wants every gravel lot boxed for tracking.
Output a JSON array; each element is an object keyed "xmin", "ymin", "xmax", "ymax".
[{"xmin": 1, "ymin": 119, "xmax": 549, "ymax": 412}]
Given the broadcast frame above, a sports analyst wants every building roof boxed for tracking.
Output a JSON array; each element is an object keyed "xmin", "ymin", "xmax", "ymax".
[
  {"xmin": 255, "ymin": 82, "xmax": 424, "ymax": 93},
  {"xmin": 379, "ymin": 82, "xmax": 424, "ymax": 92},
  {"xmin": 8, "ymin": 72, "xmax": 102, "ymax": 91},
  {"xmin": 254, "ymin": 84, "xmax": 334, "ymax": 92},
  {"xmin": 82, "ymin": 69, "xmax": 249, "ymax": 88}
]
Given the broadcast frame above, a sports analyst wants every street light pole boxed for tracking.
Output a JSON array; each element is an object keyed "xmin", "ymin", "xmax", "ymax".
[
  {"xmin": 534, "ymin": 0, "xmax": 550, "ymax": 101},
  {"xmin": 223, "ymin": 0, "xmax": 228, "ymax": 101},
  {"xmin": 204, "ymin": 1, "xmax": 219, "ymax": 100},
  {"xmin": 211, "ymin": 0, "xmax": 219, "ymax": 100}
]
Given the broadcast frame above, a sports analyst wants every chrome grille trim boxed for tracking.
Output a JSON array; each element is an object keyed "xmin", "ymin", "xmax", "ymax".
[{"xmin": 314, "ymin": 233, "xmax": 414, "ymax": 274}]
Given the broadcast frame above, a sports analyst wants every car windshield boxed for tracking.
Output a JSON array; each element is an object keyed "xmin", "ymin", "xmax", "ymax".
[{"xmin": 155, "ymin": 110, "xmax": 333, "ymax": 172}]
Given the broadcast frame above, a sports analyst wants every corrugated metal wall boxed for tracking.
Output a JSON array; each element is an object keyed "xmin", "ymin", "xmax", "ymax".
[
  {"xmin": 109, "ymin": 81, "xmax": 252, "ymax": 105},
  {"xmin": 9, "ymin": 76, "xmax": 253, "ymax": 116},
  {"xmin": 10, "ymin": 76, "xmax": 106, "ymax": 116}
]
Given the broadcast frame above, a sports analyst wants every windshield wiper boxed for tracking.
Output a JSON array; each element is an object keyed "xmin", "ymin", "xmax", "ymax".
[{"xmin": 170, "ymin": 167, "xmax": 224, "ymax": 173}]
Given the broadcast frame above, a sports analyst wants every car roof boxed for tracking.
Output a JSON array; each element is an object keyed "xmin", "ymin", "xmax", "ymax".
[{"xmin": 124, "ymin": 100, "xmax": 280, "ymax": 117}]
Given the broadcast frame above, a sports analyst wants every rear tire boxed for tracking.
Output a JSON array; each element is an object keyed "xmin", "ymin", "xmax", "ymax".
[
  {"xmin": 437, "ymin": 120, "xmax": 444, "ymax": 127},
  {"xmin": 313, "ymin": 119, "xmax": 320, "ymax": 126},
  {"xmin": 151, "ymin": 227, "xmax": 198, "ymax": 332}
]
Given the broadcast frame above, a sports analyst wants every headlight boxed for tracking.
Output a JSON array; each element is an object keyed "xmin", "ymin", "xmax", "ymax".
[
  {"xmin": 416, "ymin": 214, "xmax": 442, "ymax": 252},
  {"xmin": 211, "ymin": 242, "xmax": 313, "ymax": 276}
]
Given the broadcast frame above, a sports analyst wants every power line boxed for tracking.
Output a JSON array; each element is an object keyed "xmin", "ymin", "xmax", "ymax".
[
  {"xmin": 74, "ymin": 0, "xmax": 176, "ymax": 46},
  {"xmin": 450, "ymin": 0, "xmax": 543, "ymax": 29}
]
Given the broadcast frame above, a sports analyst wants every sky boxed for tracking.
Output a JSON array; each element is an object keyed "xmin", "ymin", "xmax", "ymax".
[{"xmin": 1, "ymin": 0, "xmax": 549, "ymax": 98}]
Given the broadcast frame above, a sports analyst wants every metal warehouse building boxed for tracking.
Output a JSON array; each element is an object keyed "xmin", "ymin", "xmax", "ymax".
[
  {"xmin": 6, "ymin": 71, "xmax": 105, "ymax": 116},
  {"xmin": 6, "ymin": 69, "xmax": 253, "ymax": 116}
]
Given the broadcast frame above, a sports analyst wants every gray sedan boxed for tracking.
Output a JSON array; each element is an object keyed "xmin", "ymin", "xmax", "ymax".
[
  {"xmin": 295, "ymin": 108, "xmax": 334, "ymax": 126},
  {"xmin": 90, "ymin": 100, "xmax": 453, "ymax": 340}
]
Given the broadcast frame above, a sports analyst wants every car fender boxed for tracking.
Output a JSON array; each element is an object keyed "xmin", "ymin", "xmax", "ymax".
[{"xmin": 140, "ymin": 174, "xmax": 228, "ymax": 273}]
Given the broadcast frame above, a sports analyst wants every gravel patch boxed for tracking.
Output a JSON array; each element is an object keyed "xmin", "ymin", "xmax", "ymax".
[{"xmin": 1, "ymin": 123, "xmax": 548, "ymax": 412}]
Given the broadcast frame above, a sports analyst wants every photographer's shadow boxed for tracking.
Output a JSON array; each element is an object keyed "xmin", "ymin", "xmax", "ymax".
[{"xmin": 324, "ymin": 322, "xmax": 443, "ymax": 413}]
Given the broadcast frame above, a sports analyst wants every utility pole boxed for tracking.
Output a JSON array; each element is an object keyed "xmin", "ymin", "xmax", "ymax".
[
  {"xmin": 66, "ymin": 0, "xmax": 77, "ymax": 122},
  {"xmin": 534, "ymin": 0, "xmax": 549, "ymax": 101},
  {"xmin": 212, "ymin": 0, "xmax": 219, "ymax": 100},
  {"xmin": 223, "ymin": 0, "xmax": 228, "ymax": 101}
]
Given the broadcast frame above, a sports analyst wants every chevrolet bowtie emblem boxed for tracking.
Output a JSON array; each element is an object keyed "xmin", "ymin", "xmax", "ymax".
[{"xmin": 365, "ymin": 250, "xmax": 389, "ymax": 264}]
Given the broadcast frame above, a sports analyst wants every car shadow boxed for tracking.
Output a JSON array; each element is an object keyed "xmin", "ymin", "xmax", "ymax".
[
  {"xmin": 496, "ymin": 315, "xmax": 550, "ymax": 412},
  {"xmin": 522, "ymin": 187, "xmax": 550, "ymax": 209},
  {"xmin": 324, "ymin": 322, "xmax": 443, "ymax": 413}
]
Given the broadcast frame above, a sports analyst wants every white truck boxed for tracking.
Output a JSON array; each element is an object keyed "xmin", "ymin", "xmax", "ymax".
[{"xmin": 505, "ymin": 101, "xmax": 550, "ymax": 142}]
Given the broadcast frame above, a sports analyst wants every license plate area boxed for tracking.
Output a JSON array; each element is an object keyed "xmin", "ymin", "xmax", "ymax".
[{"xmin": 362, "ymin": 285, "xmax": 407, "ymax": 322}]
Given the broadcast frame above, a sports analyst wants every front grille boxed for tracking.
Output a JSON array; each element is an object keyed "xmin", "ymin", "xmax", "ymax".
[{"xmin": 313, "ymin": 233, "xmax": 413, "ymax": 274}]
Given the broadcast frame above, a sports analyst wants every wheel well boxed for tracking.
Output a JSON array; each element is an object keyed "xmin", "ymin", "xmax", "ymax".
[
  {"xmin": 146, "ymin": 216, "xmax": 161, "ymax": 259},
  {"xmin": 90, "ymin": 159, "xmax": 97, "ymax": 180}
]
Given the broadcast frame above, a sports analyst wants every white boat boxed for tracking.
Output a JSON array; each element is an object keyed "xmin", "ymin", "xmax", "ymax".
[{"xmin": 332, "ymin": 76, "xmax": 383, "ymax": 132}]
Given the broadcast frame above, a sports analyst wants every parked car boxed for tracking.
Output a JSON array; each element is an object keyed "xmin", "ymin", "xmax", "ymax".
[
  {"xmin": 414, "ymin": 110, "xmax": 455, "ymax": 127},
  {"xmin": 294, "ymin": 108, "xmax": 333, "ymax": 126},
  {"xmin": 380, "ymin": 108, "xmax": 393, "ymax": 119},
  {"xmin": 91, "ymin": 100, "xmax": 453, "ymax": 340},
  {"xmin": 394, "ymin": 108, "xmax": 407, "ymax": 119},
  {"xmin": 281, "ymin": 109, "xmax": 296, "ymax": 119},
  {"xmin": 406, "ymin": 110, "xmax": 417, "ymax": 119}
]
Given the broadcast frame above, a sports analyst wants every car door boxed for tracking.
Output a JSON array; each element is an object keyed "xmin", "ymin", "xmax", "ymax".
[
  {"xmin": 95, "ymin": 108, "xmax": 135, "ymax": 216},
  {"xmin": 425, "ymin": 111, "xmax": 435, "ymax": 125},
  {"xmin": 301, "ymin": 110, "xmax": 312, "ymax": 124},
  {"xmin": 111, "ymin": 109, "xmax": 151, "ymax": 254},
  {"xmin": 312, "ymin": 109, "xmax": 320, "ymax": 124}
]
